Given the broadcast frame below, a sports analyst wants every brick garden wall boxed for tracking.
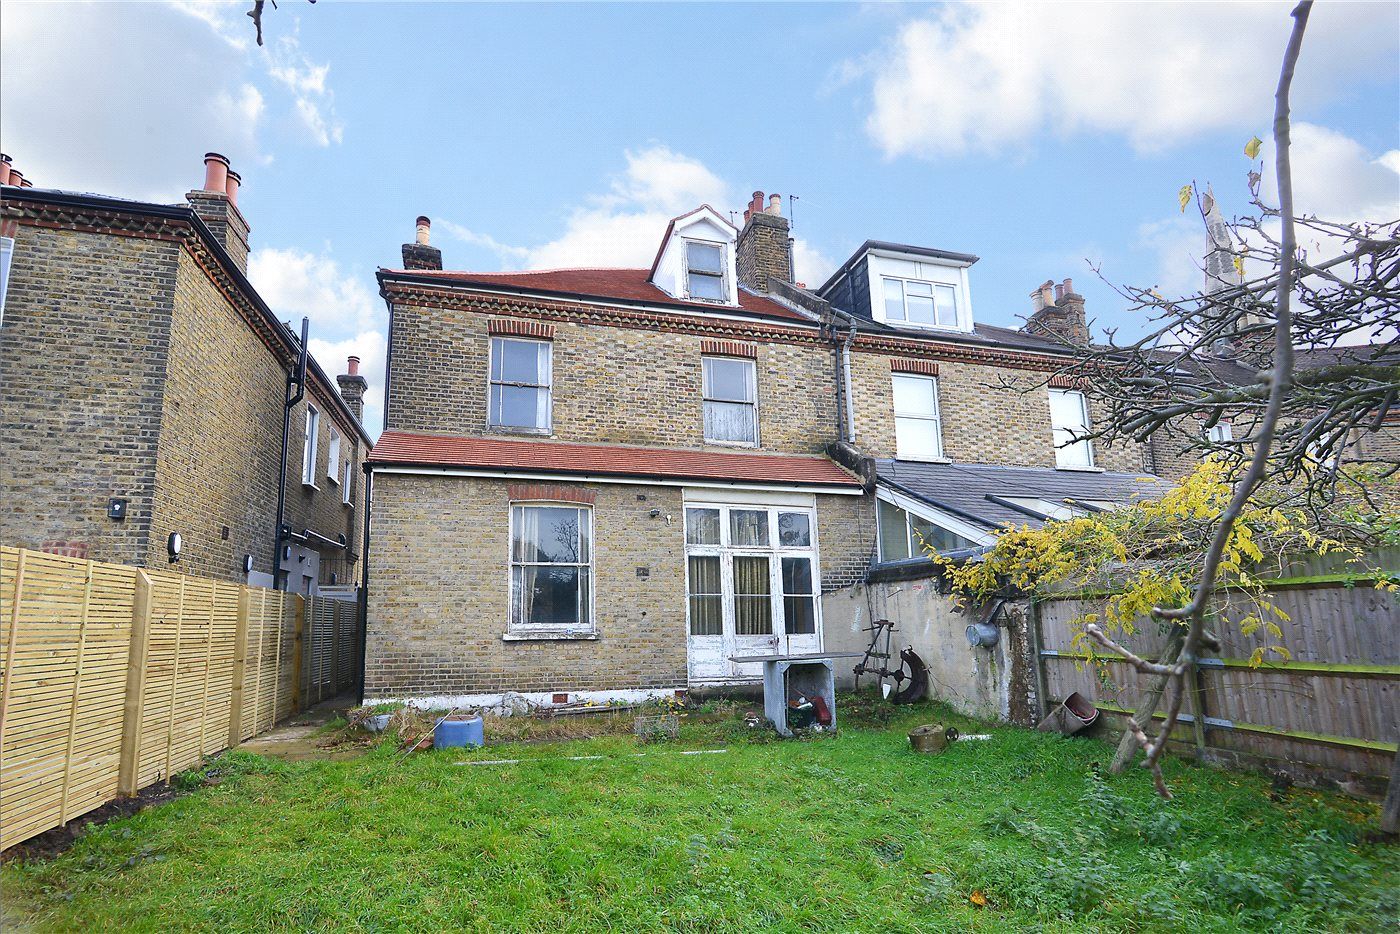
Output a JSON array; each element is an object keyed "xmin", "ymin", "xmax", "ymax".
[
  {"xmin": 0, "ymin": 225, "xmax": 178, "ymax": 566},
  {"xmin": 365, "ymin": 474, "xmax": 690, "ymax": 698}
]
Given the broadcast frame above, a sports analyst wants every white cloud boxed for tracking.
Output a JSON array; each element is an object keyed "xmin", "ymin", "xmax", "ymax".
[
  {"xmin": 856, "ymin": 1, "xmax": 1398, "ymax": 159},
  {"xmin": 247, "ymin": 248, "xmax": 386, "ymax": 435},
  {"xmin": 1264, "ymin": 123, "xmax": 1400, "ymax": 225},
  {"xmin": 264, "ymin": 35, "xmax": 344, "ymax": 147},
  {"xmin": 439, "ymin": 146, "xmax": 837, "ymax": 285},
  {"xmin": 309, "ymin": 332, "xmax": 387, "ymax": 439},
  {"xmin": 0, "ymin": 0, "xmax": 340, "ymax": 200}
]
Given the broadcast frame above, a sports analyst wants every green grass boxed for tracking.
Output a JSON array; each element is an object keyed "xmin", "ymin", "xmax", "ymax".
[{"xmin": 3, "ymin": 701, "xmax": 1396, "ymax": 932}]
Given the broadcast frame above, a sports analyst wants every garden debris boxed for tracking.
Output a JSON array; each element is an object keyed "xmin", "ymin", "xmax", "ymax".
[{"xmin": 1036, "ymin": 691, "xmax": 1100, "ymax": 735}]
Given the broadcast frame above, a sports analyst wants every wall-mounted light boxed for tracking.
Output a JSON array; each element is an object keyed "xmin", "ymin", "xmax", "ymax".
[
  {"xmin": 167, "ymin": 532, "xmax": 182, "ymax": 563},
  {"xmin": 281, "ymin": 545, "xmax": 292, "ymax": 562},
  {"xmin": 242, "ymin": 554, "xmax": 254, "ymax": 575},
  {"xmin": 107, "ymin": 498, "xmax": 128, "ymax": 521}
]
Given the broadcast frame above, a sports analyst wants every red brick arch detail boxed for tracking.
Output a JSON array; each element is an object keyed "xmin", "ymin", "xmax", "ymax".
[
  {"xmin": 1047, "ymin": 374, "xmax": 1089, "ymax": 389},
  {"xmin": 890, "ymin": 358, "xmax": 939, "ymax": 376},
  {"xmin": 489, "ymin": 318, "xmax": 555, "ymax": 339},
  {"xmin": 507, "ymin": 483, "xmax": 596, "ymax": 505},
  {"xmin": 700, "ymin": 339, "xmax": 758, "ymax": 358}
]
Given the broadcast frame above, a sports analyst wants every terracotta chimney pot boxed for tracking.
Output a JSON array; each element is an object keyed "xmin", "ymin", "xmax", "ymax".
[
  {"xmin": 1062, "ymin": 277, "xmax": 1074, "ymax": 295},
  {"xmin": 0, "ymin": 154, "xmax": 11, "ymax": 187},
  {"xmin": 203, "ymin": 152, "xmax": 230, "ymax": 194},
  {"xmin": 1054, "ymin": 282, "xmax": 1065, "ymax": 304},
  {"xmin": 7, "ymin": 168, "xmax": 23, "ymax": 188},
  {"xmin": 415, "ymin": 216, "xmax": 431, "ymax": 246},
  {"xmin": 21, "ymin": 179, "xmax": 32, "ymax": 188},
  {"xmin": 347, "ymin": 355, "xmax": 361, "ymax": 376},
  {"xmin": 766, "ymin": 194, "xmax": 781, "ymax": 215},
  {"xmin": 225, "ymin": 169, "xmax": 242, "ymax": 206}
]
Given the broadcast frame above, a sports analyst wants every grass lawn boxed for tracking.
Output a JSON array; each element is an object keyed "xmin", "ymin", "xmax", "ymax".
[{"xmin": 3, "ymin": 700, "xmax": 1396, "ymax": 932}]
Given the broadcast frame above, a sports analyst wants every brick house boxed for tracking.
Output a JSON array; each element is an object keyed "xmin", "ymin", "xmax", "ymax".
[
  {"xmin": 0, "ymin": 153, "xmax": 371, "ymax": 593},
  {"xmin": 364, "ymin": 192, "xmax": 1163, "ymax": 705}
]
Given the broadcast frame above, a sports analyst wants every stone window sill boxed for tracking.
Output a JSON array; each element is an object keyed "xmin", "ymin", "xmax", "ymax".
[
  {"xmin": 502, "ymin": 629, "xmax": 599, "ymax": 642},
  {"xmin": 1054, "ymin": 465, "xmax": 1105, "ymax": 473},
  {"xmin": 302, "ymin": 481, "xmax": 320, "ymax": 491}
]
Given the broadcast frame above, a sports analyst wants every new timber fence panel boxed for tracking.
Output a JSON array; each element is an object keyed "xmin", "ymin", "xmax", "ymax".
[
  {"xmin": 0, "ymin": 547, "xmax": 351, "ymax": 851},
  {"xmin": 1035, "ymin": 577, "xmax": 1399, "ymax": 779}
]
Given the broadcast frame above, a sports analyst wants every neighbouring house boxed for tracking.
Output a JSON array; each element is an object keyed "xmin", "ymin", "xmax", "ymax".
[
  {"xmin": 0, "ymin": 153, "xmax": 371, "ymax": 594},
  {"xmin": 364, "ymin": 191, "xmax": 1164, "ymax": 707}
]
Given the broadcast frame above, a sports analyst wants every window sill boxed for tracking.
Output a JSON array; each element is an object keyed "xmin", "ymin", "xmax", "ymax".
[
  {"xmin": 877, "ymin": 319, "xmax": 970, "ymax": 334},
  {"xmin": 704, "ymin": 439, "xmax": 759, "ymax": 449},
  {"xmin": 326, "ymin": 476, "xmax": 340, "ymax": 486},
  {"xmin": 502, "ymin": 629, "xmax": 599, "ymax": 642},
  {"xmin": 302, "ymin": 481, "xmax": 319, "ymax": 491},
  {"xmin": 489, "ymin": 426, "xmax": 553, "ymax": 437},
  {"xmin": 894, "ymin": 455, "xmax": 951, "ymax": 464},
  {"xmin": 1054, "ymin": 464, "xmax": 1104, "ymax": 473}
]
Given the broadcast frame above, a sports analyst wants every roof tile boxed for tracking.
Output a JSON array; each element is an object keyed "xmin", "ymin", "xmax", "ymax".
[{"xmin": 369, "ymin": 431, "xmax": 863, "ymax": 488}]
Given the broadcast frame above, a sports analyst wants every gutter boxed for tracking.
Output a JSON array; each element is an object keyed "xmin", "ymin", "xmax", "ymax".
[{"xmin": 377, "ymin": 268, "xmax": 825, "ymax": 332}]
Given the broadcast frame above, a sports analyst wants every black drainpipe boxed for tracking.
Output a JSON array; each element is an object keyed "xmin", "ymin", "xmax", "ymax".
[
  {"xmin": 272, "ymin": 317, "xmax": 309, "ymax": 591},
  {"xmin": 356, "ymin": 467, "xmax": 373, "ymax": 704}
]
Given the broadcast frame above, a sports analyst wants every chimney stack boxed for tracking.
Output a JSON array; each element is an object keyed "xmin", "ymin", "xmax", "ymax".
[
  {"xmin": 1024, "ymin": 277, "xmax": 1088, "ymax": 346},
  {"xmin": 186, "ymin": 152, "xmax": 251, "ymax": 273},
  {"xmin": 736, "ymin": 188, "xmax": 792, "ymax": 293},
  {"xmin": 402, "ymin": 215, "xmax": 443, "ymax": 271},
  {"xmin": 337, "ymin": 355, "xmax": 369, "ymax": 421}
]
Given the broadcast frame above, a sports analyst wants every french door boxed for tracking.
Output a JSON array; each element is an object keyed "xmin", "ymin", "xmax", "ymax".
[{"xmin": 684, "ymin": 503, "xmax": 822, "ymax": 683}]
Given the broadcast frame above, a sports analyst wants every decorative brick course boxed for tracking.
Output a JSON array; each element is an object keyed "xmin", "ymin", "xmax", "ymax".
[
  {"xmin": 699, "ymin": 339, "xmax": 758, "ymax": 358},
  {"xmin": 506, "ymin": 483, "xmax": 597, "ymax": 504},
  {"xmin": 891, "ymin": 358, "xmax": 940, "ymax": 376},
  {"xmin": 488, "ymin": 318, "xmax": 555, "ymax": 339}
]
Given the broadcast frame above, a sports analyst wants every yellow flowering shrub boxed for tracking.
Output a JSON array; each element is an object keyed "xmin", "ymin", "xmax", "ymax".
[{"xmin": 932, "ymin": 458, "xmax": 1392, "ymax": 667}]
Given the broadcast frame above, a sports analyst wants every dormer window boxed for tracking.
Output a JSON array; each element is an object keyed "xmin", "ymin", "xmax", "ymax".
[
  {"xmin": 883, "ymin": 277, "xmax": 958, "ymax": 328},
  {"xmin": 686, "ymin": 241, "xmax": 726, "ymax": 302}
]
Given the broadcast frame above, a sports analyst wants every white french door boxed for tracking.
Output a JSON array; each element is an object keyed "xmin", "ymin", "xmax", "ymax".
[{"xmin": 684, "ymin": 503, "xmax": 822, "ymax": 683}]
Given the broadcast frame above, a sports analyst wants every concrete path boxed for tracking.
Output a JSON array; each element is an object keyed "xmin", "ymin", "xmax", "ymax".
[{"xmin": 237, "ymin": 694, "xmax": 362, "ymax": 762}]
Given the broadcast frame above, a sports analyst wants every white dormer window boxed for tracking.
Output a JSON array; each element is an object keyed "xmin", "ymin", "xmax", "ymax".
[
  {"xmin": 883, "ymin": 277, "xmax": 958, "ymax": 328},
  {"xmin": 686, "ymin": 241, "xmax": 726, "ymax": 302},
  {"xmin": 649, "ymin": 206, "xmax": 739, "ymax": 306},
  {"xmin": 865, "ymin": 252, "xmax": 973, "ymax": 331}
]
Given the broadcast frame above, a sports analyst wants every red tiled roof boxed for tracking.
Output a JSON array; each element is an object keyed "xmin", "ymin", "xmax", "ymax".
[
  {"xmin": 368, "ymin": 431, "xmax": 863, "ymax": 488},
  {"xmin": 382, "ymin": 267, "xmax": 814, "ymax": 323}
]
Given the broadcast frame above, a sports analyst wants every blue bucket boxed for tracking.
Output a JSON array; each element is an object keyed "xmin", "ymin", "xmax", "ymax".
[{"xmin": 434, "ymin": 716, "xmax": 485, "ymax": 749}]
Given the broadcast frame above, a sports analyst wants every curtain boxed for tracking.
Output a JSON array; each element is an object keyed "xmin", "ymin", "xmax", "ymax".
[
  {"xmin": 511, "ymin": 506, "xmax": 541, "ymax": 625},
  {"xmin": 729, "ymin": 509, "xmax": 769, "ymax": 547},
  {"xmin": 688, "ymin": 556, "xmax": 722, "ymax": 636},
  {"xmin": 734, "ymin": 556, "xmax": 772, "ymax": 635}
]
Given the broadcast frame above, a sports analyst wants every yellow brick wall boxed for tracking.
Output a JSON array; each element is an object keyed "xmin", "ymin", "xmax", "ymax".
[{"xmin": 387, "ymin": 304, "xmax": 838, "ymax": 454}]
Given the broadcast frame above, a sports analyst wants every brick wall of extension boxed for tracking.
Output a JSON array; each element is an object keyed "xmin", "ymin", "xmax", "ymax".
[{"xmin": 363, "ymin": 472, "xmax": 874, "ymax": 699}]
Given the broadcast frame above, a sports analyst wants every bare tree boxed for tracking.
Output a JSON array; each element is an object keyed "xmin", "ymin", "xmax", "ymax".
[
  {"xmin": 247, "ymin": 0, "xmax": 317, "ymax": 47},
  {"xmin": 1056, "ymin": 0, "xmax": 1398, "ymax": 798}
]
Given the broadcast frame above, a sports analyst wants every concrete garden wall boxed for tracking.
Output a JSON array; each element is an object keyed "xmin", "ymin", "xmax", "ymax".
[{"xmin": 821, "ymin": 571, "xmax": 1037, "ymax": 725}]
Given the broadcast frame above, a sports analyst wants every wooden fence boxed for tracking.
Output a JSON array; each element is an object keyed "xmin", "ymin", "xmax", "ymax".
[
  {"xmin": 0, "ymin": 547, "xmax": 358, "ymax": 850},
  {"xmin": 1033, "ymin": 574, "xmax": 1399, "ymax": 779}
]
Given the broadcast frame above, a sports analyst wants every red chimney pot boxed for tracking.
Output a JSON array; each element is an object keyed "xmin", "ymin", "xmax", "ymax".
[
  {"xmin": 0, "ymin": 154, "xmax": 11, "ymax": 187},
  {"xmin": 347, "ymin": 356, "xmax": 361, "ymax": 377},
  {"xmin": 225, "ymin": 169, "xmax": 242, "ymax": 206},
  {"xmin": 203, "ymin": 152, "xmax": 230, "ymax": 194},
  {"xmin": 7, "ymin": 168, "xmax": 23, "ymax": 188}
]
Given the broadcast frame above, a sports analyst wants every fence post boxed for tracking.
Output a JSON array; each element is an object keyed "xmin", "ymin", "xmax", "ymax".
[
  {"xmin": 227, "ymin": 587, "xmax": 251, "ymax": 747},
  {"xmin": 59, "ymin": 560, "xmax": 94, "ymax": 823},
  {"xmin": 331, "ymin": 601, "xmax": 341, "ymax": 693},
  {"xmin": 0, "ymin": 548, "xmax": 28, "ymax": 755},
  {"xmin": 118, "ymin": 570, "xmax": 154, "ymax": 795},
  {"xmin": 291, "ymin": 595, "xmax": 307, "ymax": 713},
  {"xmin": 164, "ymin": 577, "xmax": 187, "ymax": 781}
]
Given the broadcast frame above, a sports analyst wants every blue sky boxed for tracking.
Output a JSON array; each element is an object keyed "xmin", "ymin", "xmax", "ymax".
[{"xmin": 3, "ymin": 1, "xmax": 1397, "ymax": 436}]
